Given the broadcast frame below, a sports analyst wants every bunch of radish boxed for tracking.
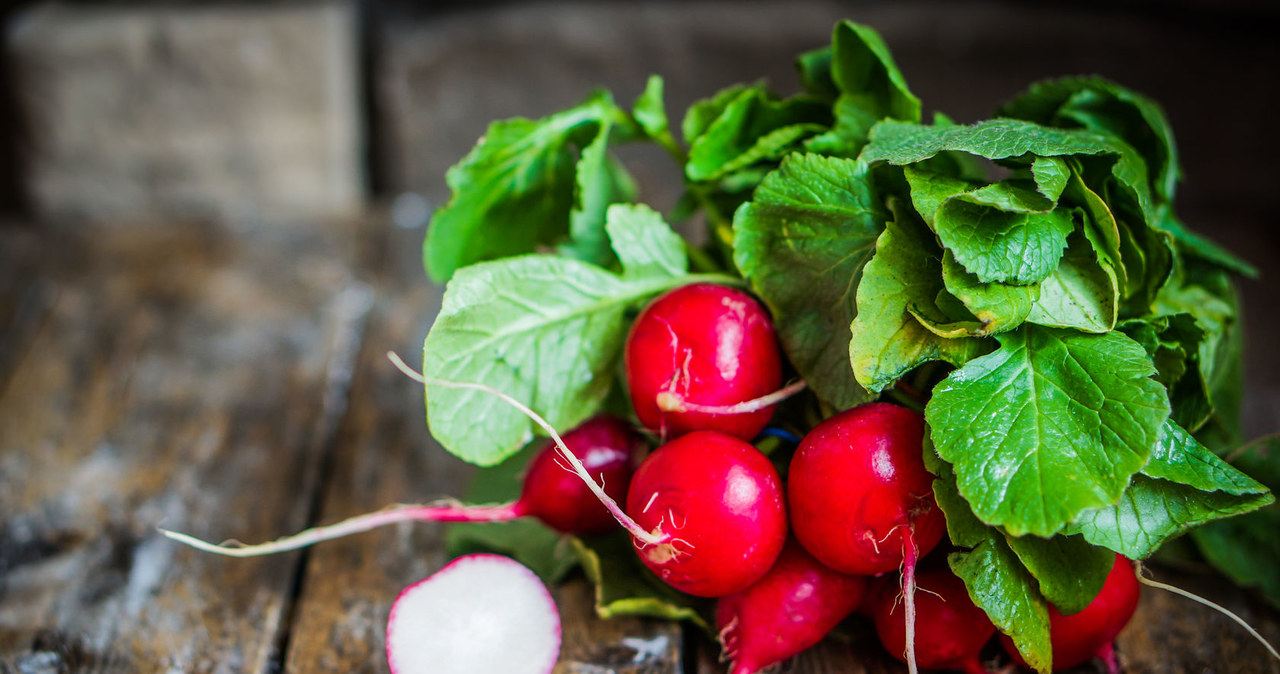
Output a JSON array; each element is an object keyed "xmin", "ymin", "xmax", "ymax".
[
  {"xmin": 162, "ymin": 281, "xmax": 1156, "ymax": 674},
  {"xmin": 158, "ymin": 16, "xmax": 1280, "ymax": 672}
]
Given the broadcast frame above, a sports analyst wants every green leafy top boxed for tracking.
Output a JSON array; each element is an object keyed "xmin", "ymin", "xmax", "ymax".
[{"xmin": 416, "ymin": 19, "xmax": 1271, "ymax": 669}]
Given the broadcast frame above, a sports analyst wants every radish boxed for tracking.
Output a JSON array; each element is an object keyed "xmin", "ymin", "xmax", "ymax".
[
  {"xmin": 385, "ymin": 364, "xmax": 789, "ymax": 599},
  {"xmin": 786, "ymin": 402, "xmax": 946, "ymax": 674},
  {"xmin": 786, "ymin": 402, "xmax": 945, "ymax": 574},
  {"xmin": 717, "ymin": 540, "xmax": 867, "ymax": 674},
  {"xmin": 1001, "ymin": 554, "xmax": 1139, "ymax": 673},
  {"xmin": 160, "ymin": 416, "xmax": 644, "ymax": 555},
  {"xmin": 625, "ymin": 430, "xmax": 788, "ymax": 597},
  {"xmin": 385, "ymin": 553, "xmax": 560, "ymax": 674},
  {"xmin": 869, "ymin": 568, "xmax": 996, "ymax": 674},
  {"xmin": 625, "ymin": 282, "xmax": 799, "ymax": 441}
]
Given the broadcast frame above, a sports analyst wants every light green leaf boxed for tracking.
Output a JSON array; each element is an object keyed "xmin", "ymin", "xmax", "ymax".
[
  {"xmin": 606, "ymin": 204, "xmax": 688, "ymax": 281},
  {"xmin": 733, "ymin": 154, "xmax": 887, "ymax": 409},
  {"xmin": 1030, "ymin": 156, "xmax": 1070, "ymax": 204},
  {"xmin": 425, "ymin": 93, "xmax": 629, "ymax": 282},
  {"xmin": 562, "ymin": 118, "xmax": 638, "ymax": 267},
  {"xmin": 424, "ymin": 215, "xmax": 698, "ymax": 465},
  {"xmin": 632, "ymin": 75, "xmax": 680, "ymax": 157},
  {"xmin": 1026, "ymin": 226, "xmax": 1118, "ymax": 333},
  {"xmin": 849, "ymin": 199, "xmax": 989, "ymax": 393},
  {"xmin": 682, "ymin": 83, "xmax": 754, "ymax": 147},
  {"xmin": 861, "ymin": 118, "xmax": 1118, "ymax": 167},
  {"xmin": 926, "ymin": 326, "xmax": 1169, "ymax": 537}
]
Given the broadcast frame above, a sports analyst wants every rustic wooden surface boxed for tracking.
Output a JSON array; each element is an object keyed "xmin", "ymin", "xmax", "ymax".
[{"xmin": 1, "ymin": 213, "xmax": 1277, "ymax": 674}]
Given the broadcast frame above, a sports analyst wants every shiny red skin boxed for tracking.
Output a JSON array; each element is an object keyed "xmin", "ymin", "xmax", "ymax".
[
  {"xmin": 625, "ymin": 431, "xmax": 787, "ymax": 598},
  {"xmin": 870, "ymin": 569, "xmax": 995, "ymax": 673},
  {"xmin": 1001, "ymin": 554, "xmax": 1140, "ymax": 671},
  {"xmin": 786, "ymin": 403, "xmax": 945, "ymax": 575},
  {"xmin": 717, "ymin": 541, "xmax": 866, "ymax": 674},
  {"xmin": 520, "ymin": 416, "xmax": 645, "ymax": 535},
  {"xmin": 625, "ymin": 283, "xmax": 782, "ymax": 441}
]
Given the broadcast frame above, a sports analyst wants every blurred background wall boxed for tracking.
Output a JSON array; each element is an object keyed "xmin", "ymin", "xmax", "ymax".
[
  {"xmin": 0, "ymin": 0, "xmax": 1276, "ymax": 227},
  {"xmin": 0, "ymin": 0, "xmax": 1276, "ymax": 429}
]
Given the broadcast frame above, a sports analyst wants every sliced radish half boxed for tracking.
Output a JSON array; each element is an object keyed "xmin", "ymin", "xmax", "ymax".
[{"xmin": 385, "ymin": 554, "xmax": 561, "ymax": 674}]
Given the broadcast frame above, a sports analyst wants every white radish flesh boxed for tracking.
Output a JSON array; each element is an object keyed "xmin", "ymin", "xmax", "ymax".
[{"xmin": 386, "ymin": 554, "xmax": 561, "ymax": 674}]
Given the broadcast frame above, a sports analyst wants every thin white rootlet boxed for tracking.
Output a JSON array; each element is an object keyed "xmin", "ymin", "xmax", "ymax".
[{"xmin": 386, "ymin": 555, "xmax": 561, "ymax": 674}]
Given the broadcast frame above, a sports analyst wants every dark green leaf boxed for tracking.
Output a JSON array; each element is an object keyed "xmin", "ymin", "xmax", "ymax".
[
  {"xmin": 446, "ymin": 443, "xmax": 578, "ymax": 583},
  {"xmin": 1191, "ymin": 435, "xmax": 1280, "ymax": 608},
  {"xmin": 733, "ymin": 154, "xmax": 887, "ymax": 409},
  {"xmin": 926, "ymin": 326, "xmax": 1169, "ymax": 537},
  {"xmin": 571, "ymin": 531, "xmax": 710, "ymax": 627},
  {"xmin": 848, "ymin": 198, "xmax": 988, "ymax": 393},
  {"xmin": 1004, "ymin": 534, "xmax": 1114, "ymax": 615},
  {"xmin": 1065, "ymin": 423, "xmax": 1271, "ymax": 558},
  {"xmin": 934, "ymin": 185, "xmax": 1075, "ymax": 285},
  {"xmin": 682, "ymin": 83, "xmax": 754, "ymax": 146},
  {"xmin": 950, "ymin": 538, "xmax": 1052, "ymax": 673},
  {"xmin": 802, "ymin": 21, "xmax": 921, "ymax": 155},
  {"xmin": 795, "ymin": 46, "xmax": 838, "ymax": 103},
  {"xmin": 685, "ymin": 88, "xmax": 829, "ymax": 182}
]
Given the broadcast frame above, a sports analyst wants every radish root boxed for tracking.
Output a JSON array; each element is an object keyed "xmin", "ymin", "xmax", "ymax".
[
  {"xmin": 388, "ymin": 351, "xmax": 673, "ymax": 547},
  {"xmin": 901, "ymin": 533, "xmax": 920, "ymax": 674},
  {"xmin": 160, "ymin": 501, "xmax": 522, "ymax": 557},
  {"xmin": 656, "ymin": 380, "xmax": 807, "ymax": 415},
  {"xmin": 1135, "ymin": 564, "xmax": 1280, "ymax": 662}
]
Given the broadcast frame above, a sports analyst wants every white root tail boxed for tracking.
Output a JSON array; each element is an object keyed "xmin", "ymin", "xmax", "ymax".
[
  {"xmin": 656, "ymin": 380, "xmax": 807, "ymax": 415},
  {"xmin": 387, "ymin": 351, "xmax": 671, "ymax": 547},
  {"xmin": 1136, "ymin": 563, "xmax": 1280, "ymax": 662}
]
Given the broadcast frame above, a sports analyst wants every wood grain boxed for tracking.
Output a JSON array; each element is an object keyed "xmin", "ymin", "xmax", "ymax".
[{"xmin": 0, "ymin": 221, "xmax": 370, "ymax": 672}]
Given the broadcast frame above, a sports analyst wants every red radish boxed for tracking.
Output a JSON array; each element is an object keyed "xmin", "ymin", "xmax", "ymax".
[
  {"xmin": 625, "ymin": 430, "xmax": 788, "ymax": 597},
  {"xmin": 386, "ymin": 553, "xmax": 560, "ymax": 674},
  {"xmin": 786, "ymin": 402, "xmax": 945, "ymax": 674},
  {"xmin": 160, "ymin": 416, "xmax": 643, "ymax": 555},
  {"xmin": 869, "ymin": 568, "xmax": 995, "ymax": 674},
  {"xmin": 1001, "ymin": 554, "xmax": 1139, "ymax": 673},
  {"xmin": 717, "ymin": 540, "xmax": 867, "ymax": 674},
  {"xmin": 625, "ymin": 283, "xmax": 788, "ymax": 441},
  {"xmin": 786, "ymin": 403, "xmax": 945, "ymax": 574}
]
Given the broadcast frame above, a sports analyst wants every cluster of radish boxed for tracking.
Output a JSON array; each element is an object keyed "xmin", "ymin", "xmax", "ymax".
[{"xmin": 163, "ymin": 281, "xmax": 1144, "ymax": 674}]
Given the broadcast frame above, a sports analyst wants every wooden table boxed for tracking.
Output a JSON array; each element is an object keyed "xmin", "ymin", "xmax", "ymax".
[{"xmin": 1, "ymin": 214, "xmax": 1278, "ymax": 674}]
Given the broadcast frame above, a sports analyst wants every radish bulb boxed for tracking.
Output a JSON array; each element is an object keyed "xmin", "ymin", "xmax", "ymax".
[{"xmin": 386, "ymin": 554, "xmax": 560, "ymax": 674}]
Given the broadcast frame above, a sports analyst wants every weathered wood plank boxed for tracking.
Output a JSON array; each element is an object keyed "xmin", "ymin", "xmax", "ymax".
[{"xmin": 0, "ymin": 221, "xmax": 369, "ymax": 672}]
